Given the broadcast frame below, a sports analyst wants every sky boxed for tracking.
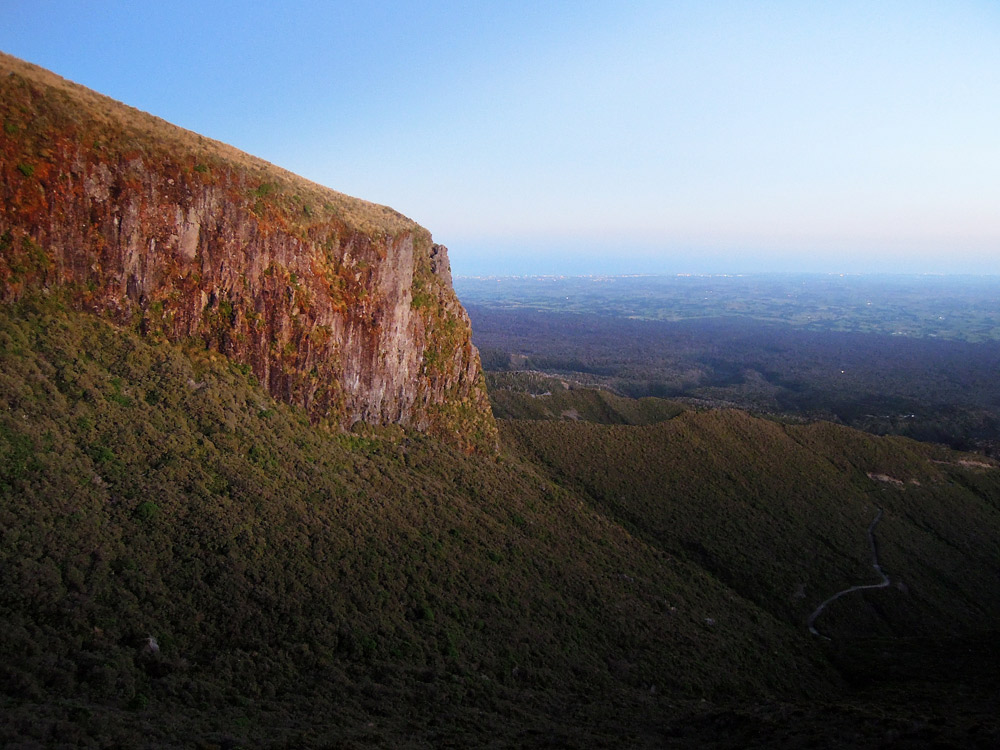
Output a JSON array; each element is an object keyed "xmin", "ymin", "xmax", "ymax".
[{"xmin": 2, "ymin": 1, "xmax": 999, "ymax": 275}]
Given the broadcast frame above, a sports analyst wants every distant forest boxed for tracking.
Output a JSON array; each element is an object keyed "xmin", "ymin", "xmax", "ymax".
[{"xmin": 458, "ymin": 275, "xmax": 1000, "ymax": 455}]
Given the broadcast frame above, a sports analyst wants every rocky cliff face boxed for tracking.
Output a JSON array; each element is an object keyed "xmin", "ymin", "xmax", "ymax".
[{"xmin": 0, "ymin": 52, "xmax": 496, "ymax": 452}]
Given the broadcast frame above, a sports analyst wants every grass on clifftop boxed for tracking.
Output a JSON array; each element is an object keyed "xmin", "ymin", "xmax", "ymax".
[{"xmin": 1, "ymin": 50, "xmax": 416, "ymax": 239}]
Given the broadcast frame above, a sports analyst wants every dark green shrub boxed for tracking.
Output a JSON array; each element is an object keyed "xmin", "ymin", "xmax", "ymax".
[{"xmin": 133, "ymin": 501, "xmax": 160, "ymax": 522}]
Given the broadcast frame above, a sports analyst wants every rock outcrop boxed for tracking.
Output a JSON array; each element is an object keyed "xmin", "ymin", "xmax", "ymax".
[{"xmin": 0, "ymin": 52, "xmax": 496, "ymax": 452}]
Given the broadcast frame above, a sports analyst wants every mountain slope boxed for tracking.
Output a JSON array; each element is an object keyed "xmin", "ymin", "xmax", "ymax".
[
  {"xmin": 0, "ymin": 51, "xmax": 494, "ymax": 451},
  {"xmin": 4, "ymin": 303, "xmax": 1000, "ymax": 746},
  {"xmin": 501, "ymin": 410, "xmax": 1000, "ymax": 640},
  {"xmin": 0, "ymin": 302, "xmax": 837, "ymax": 747}
]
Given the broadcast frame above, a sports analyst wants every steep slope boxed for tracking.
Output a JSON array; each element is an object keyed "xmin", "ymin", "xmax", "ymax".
[
  {"xmin": 0, "ymin": 303, "xmax": 832, "ymax": 747},
  {"xmin": 0, "ymin": 51, "xmax": 494, "ymax": 451},
  {"xmin": 3, "ymin": 305, "xmax": 1000, "ymax": 745}
]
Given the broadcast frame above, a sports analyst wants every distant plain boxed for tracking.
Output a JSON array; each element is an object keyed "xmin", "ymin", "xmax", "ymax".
[{"xmin": 459, "ymin": 274, "xmax": 1000, "ymax": 455}]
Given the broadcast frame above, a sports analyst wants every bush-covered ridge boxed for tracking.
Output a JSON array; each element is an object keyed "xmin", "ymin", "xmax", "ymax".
[
  {"xmin": 501, "ymin": 411, "xmax": 1000, "ymax": 639},
  {"xmin": 486, "ymin": 371, "xmax": 685, "ymax": 424}
]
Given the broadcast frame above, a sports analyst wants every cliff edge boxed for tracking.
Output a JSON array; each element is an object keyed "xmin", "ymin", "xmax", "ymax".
[{"xmin": 0, "ymin": 52, "xmax": 496, "ymax": 452}]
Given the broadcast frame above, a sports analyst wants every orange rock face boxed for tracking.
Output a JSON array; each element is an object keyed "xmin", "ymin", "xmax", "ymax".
[{"xmin": 0, "ymin": 52, "xmax": 496, "ymax": 452}]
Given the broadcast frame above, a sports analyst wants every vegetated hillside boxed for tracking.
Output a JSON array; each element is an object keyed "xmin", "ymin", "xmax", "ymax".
[
  {"xmin": 0, "ymin": 51, "xmax": 494, "ymax": 451},
  {"xmin": 0, "ymin": 301, "xmax": 835, "ymax": 748},
  {"xmin": 499, "ymin": 385, "xmax": 1000, "ymax": 744},
  {"xmin": 4, "ymin": 302, "xmax": 1000, "ymax": 747},
  {"xmin": 501, "ymin": 409, "xmax": 1000, "ymax": 638}
]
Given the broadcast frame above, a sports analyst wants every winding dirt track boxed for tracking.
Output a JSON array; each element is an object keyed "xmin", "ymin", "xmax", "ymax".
[{"xmin": 807, "ymin": 508, "xmax": 889, "ymax": 638}]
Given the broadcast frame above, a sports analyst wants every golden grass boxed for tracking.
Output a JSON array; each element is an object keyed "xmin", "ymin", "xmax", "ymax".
[{"xmin": 0, "ymin": 50, "xmax": 420, "ymax": 237}]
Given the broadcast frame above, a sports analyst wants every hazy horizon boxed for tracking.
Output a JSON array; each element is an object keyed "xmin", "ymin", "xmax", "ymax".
[
  {"xmin": 448, "ymin": 242, "xmax": 1000, "ymax": 277},
  {"xmin": 3, "ymin": 1, "xmax": 999, "ymax": 276},
  {"xmin": 454, "ymin": 268, "xmax": 1000, "ymax": 279}
]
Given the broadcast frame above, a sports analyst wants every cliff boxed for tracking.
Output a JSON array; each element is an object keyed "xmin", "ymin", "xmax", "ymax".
[{"xmin": 0, "ymin": 52, "xmax": 496, "ymax": 452}]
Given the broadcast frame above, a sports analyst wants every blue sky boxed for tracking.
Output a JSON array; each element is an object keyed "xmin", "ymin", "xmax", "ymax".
[{"xmin": 2, "ymin": 1, "xmax": 999, "ymax": 275}]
